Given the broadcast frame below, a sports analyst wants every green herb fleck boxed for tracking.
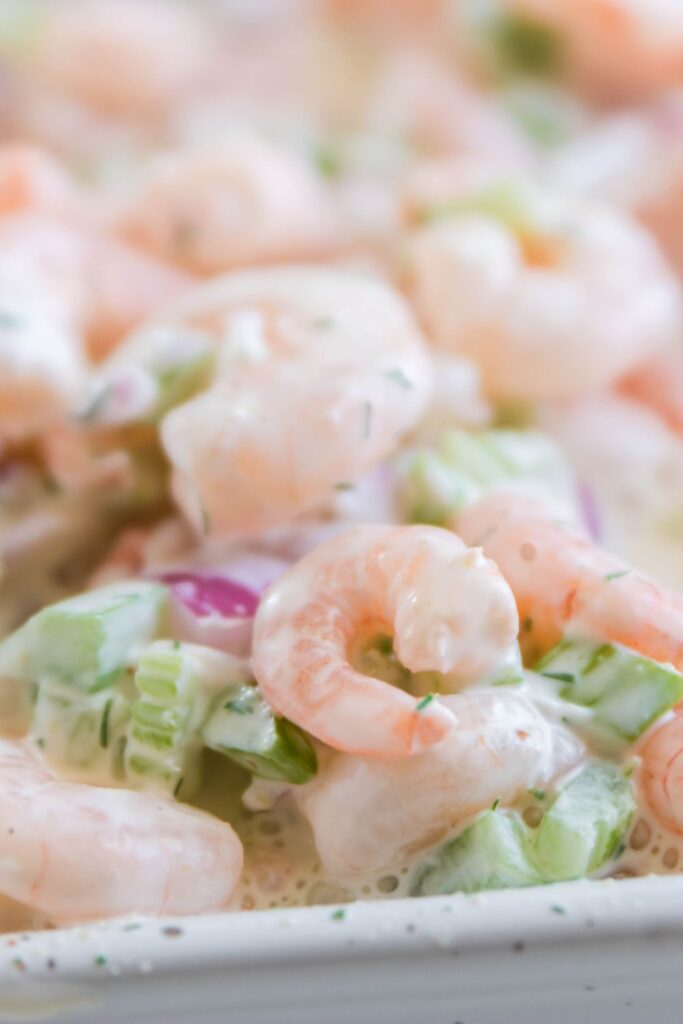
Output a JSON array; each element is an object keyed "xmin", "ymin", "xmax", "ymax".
[
  {"xmin": 99, "ymin": 698, "xmax": 113, "ymax": 749},
  {"xmin": 550, "ymin": 904, "xmax": 566, "ymax": 915},
  {"xmin": 94, "ymin": 955, "xmax": 108, "ymax": 967},
  {"xmin": 334, "ymin": 482, "xmax": 354, "ymax": 492},
  {"xmin": 330, "ymin": 908, "xmax": 346, "ymax": 921},
  {"xmin": 35, "ymin": 737, "xmax": 45, "ymax": 750},
  {"xmin": 528, "ymin": 788, "xmax": 546, "ymax": 801},
  {"xmin": 314, "ymin": 143, "xmax": 344, "ymax": 180},
  {"xmin": 416, "ymin": 693, "xmax": 435, "ymax": 712},
  {"xmin": 383, "ymin": 368, "xmax": 413, "ymax": 390},
  {"xmin": 541, "ymin": 671, "xmax": 575, "ymax": 684},
  {"xmin": 12, "ymin": 957, "xmax": 26, "ymax": 972},
  {"xmin": 224, "ymin": 699, "xmax": 255, "ymax": 715},
  {"xmin": 604, "ymin": 570, "xmax": 630, "ymax": 582},
  {"xmin": 173, "ymin": 777, "xmax": 183, "ymax": 798},
  {"xmin": 78, "ymin": 384, "xmax": 112, "ymax": 423},
  {"xmin": 172, "ymin": 640, "xmax": 181, "ymax": 650},
  {"xmin": 491, "ymin": 797, "xmax": 500, "ymax": 811}
]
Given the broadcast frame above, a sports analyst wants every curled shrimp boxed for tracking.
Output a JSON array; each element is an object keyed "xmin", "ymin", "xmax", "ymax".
[
  {"xmin": 409, "ymin": 174, "xmax": 682, "ymax": 401},
  {"xmin": 0, "ymin": 212, "xmax": 192, "ymax": 360},
  {"xmin": 121, "ymin": 138, "xmax": 336, "ymax": 275},
  {"xmin": 0, "ymin": 739, "xmax": 243, "ymax": 925},
  {"xmin": 251, "ymin": 524, "xmax": 520, "ymax": 759},
  {"xmin": 457, "ymin": 490, "xmax": 683, "ymax": 667},
  {"xmin": 30, "ymin": 0, "xmax": 212, "ymax": 121},
  {"xmin": 639, "ymin": 705, "xmax": 683, "ymax": 835},
  {"xmin": 551, "ymin": 94, "xmax": 683, "ymax": 281},
  {"xmin": 490, "ymin": 0, "xmax": 683, "ymax": 102},
  {"xmin": 111, "ymin": 266, "xmax": 431, "ymax": 534},
  {"xmin": 298, "ymin": 688, "xmax": 583, "ymax": 875}
]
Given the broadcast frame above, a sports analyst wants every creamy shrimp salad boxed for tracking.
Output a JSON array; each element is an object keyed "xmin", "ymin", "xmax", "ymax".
[{"xmin": 0, "ymin": 0, "xmax": 682, "ymax": 932}]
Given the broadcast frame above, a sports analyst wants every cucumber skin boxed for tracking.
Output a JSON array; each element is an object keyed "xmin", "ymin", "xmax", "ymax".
[{"xmin": 411, "ymin": 763, "xmax": 634, "ymax": 897}]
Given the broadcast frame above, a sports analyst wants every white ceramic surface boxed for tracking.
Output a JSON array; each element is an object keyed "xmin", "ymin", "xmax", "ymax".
[{"xmin": 0, "ymin": 875, "xmax": 681, "ymax": 1024}]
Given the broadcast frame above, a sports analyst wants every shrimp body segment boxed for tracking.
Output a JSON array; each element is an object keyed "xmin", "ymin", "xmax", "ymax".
[
  {"xmin": 251, "ymin": 524, "xmax": 520, "ymax": 759},
  {"xmin": 140, "ymin": 267, "xmax": 432, "ymax": 534},
  {"xmin": 121, "ymin": 138, "xmax": 336, "ymax": 275},
  {"xmin": 639, "ymin": 706, "xmax": 683, "ymax": 835},
  {"xmin": 410, "ymin": 181, "xmax": 681, "ymax": 400},
  {"xmin": 457, "ymin": 491, "xmax": 683, "ymax": 667},
  {"xmin": 298, "ymin": 688, "xmax": 584, "ymax": 875},
  {"xmin": 0, "ymin": 740, "xmax": 243, "ymax": 925}
]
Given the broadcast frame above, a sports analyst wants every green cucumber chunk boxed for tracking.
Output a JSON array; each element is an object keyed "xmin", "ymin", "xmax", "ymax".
[
  {"xmin": 1, "ymin": 581, "xmax": 168, "ymax": 692},
  {"xmin": 411, "ymin": 810, "xmax": 539, "ymax": 896},
  {"xmin": 202, "ymin": 684, "xmax": 317, "ymax": 785},
  {"xmin": 535, "ymin": 763, "xmax": 634, "ymax": 881},
  {"xmin": 125, "ymin": 640, "xmax": 251, "ymax": 795},
  {"xmin": 536, "ymin": 638, "xmax": 683, "ymax": 740},
  {"xmin": 398, "ymin": 428, "xmax": 574, "ymax": 527},
  {"xmin": 412, "ymin": 763, "xmax": 634, "ymax": 896},
  {"xmin": 31, "ymin": 679, "xmax": 130, "ymax": 781}
]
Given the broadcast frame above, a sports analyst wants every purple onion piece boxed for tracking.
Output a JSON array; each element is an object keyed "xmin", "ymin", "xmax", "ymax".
[{"xmin": 576, "ymin": 482, "xmax": 602, "ymax": 542}]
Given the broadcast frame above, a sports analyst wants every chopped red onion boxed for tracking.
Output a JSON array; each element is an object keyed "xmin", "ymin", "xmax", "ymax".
[
  {"xmin": 154, "ymin": 554, "xmax": 289, "ymax": 656},
  {"xmin": 577, "ymin": 482, "xmax": 602, "ymax": 542}
]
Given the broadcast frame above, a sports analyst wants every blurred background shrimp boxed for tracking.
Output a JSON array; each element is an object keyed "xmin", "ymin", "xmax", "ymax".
[
  {"xmin": 406, "ymin": 170, "xmax": 682, "ymax": 402},
  {"xmin": 93, "ymin": 266, "xmax": 432, "ymax": 536}
]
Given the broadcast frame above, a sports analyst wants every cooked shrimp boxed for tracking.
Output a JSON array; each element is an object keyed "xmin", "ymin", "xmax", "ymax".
[
  {"xmin": 121, "ymin": 138, "xmax": 336, "ymax": 275},
  {"xmin": 621, "ymin": 346, "xmax": 683, "ymax": 436},
  {"xmin": 30, "ymin": 0, "xmax": 213, "ymax": 120},
  {"xmin": 252, "ymin": 524, "xmax": 519, "ymax": 758},
  {"xmin": 457, "ymin": 490, "xmax": 683, "ymax": 666},
  {"xmin": 550, "ymin": 95, "xmax": 683, "ymax": 280},
  {"xmin": 493, "ymin": 0, "xmax": 683, "ymax": 101},
  {"xmin": 0, "ymin": 739, "xmax": 243, "ymax": 925},
  {"xmin": 639, "ymin": 705, "xmax": 683, "ymax": 835},
  {"xmin": 0, "ymin": 212, "xmax": 192, "ymax": 360},
  {"xmin": 113, "ymin": 266, "xmax": 432, "ymax": 533},
  {"xmin": 298, "ymin": 688, "xmax": 583, "ymax": 874},
  {"xmin": 409, "ymin": 175, "xmax": 682, "ymax": 401}
]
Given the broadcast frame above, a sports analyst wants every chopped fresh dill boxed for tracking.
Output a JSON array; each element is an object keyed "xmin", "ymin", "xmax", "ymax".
[
  {"xmin": 550, "ymin": 904, "xmax": 566, "ymax": 915},
  {"xmin": 491, "ymin": 798, "xmax": 500, "ymax": 811},
  {"xmin": 330, "ymin": 908, "xmax": 346, "ymax": 921},
  {"xmin": 416, "ymin": 693, "xmax": 435, "ymax": 712},
  {"xmin": 604, "ymin": 570, "xmax": 630, "ymax": 582},
  {"xmin": 334, "ymin": 482, "xmax": 354, "ymax": 491},
  {"xmin": 99, "ymin": 698, "xmax": 113, "ymax": 749},
  {"xmin": 528, "ymin": 788, "xmax": 546, "ymax": 801},
  {"xmin": 383, "ymin": 368, "xmax": 413, "ymax": 390},
  {"xmin": 541, "ymin": 671, "xmax": 575, "ymax": 684}
]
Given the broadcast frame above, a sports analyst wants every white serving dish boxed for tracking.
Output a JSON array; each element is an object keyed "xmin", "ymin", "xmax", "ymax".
[{"xmin": 0, "ymin": 875, "xmax": 681, "ymax": 1024}]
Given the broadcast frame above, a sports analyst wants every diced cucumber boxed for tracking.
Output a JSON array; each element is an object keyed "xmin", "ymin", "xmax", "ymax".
[
  {"xmin": 412, "ymin": 762, "xmax": 634, "ymax": 897},
  {"xmin": 125, "ymin": 641, "xmax": 251, "ymax": 796},
  {"xmin": 536, "ymin": 639, "xmax": 683, "ymax": 741},
  {"xmin": 411, "ymin": 811, "xmax": 539, "ymax": 897},
  {"xmin": 535, "ymin": 764, "xmax": 634, "ymax": 880},
  {"xmin": 30, "ymin": 679, "xmax": 130, "ymax": 782},
  {"xmin": 203, "ymin": 684, "xmax": 318, "ymax": 785},
  {"xmin": 6, "ymin": 581, "xmax": 168, "ymax": 692},
  {"xmin": 398, "ymin": 429, "xmax": 575, "ymax": 527}
]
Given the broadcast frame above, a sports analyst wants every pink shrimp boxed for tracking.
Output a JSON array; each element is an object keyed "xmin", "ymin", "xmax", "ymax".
[
  {"xmin": 252, "ymin": 524, "xmax": 520, "ymax": 759},
  {"xmin": 120, "ymin": 138, "xmax": 336, "ymax": 275},
  {"xmin": 0, "ymin": 212, "xmax": 192, "ymax": 359},
  {"xmin": 621, "ymin": 346, "xmax": 683, "ymax": 436},
  {"xmin": 457, "ymin": 490, "xmax": 683, "ymax": 666},
  {"xmin": 638, "ymin": 706, "xmax": 683, "ymax": 836},
  {"xmin": 0, "ymin": 739, "xmax": 243, "ymax": 925}
]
